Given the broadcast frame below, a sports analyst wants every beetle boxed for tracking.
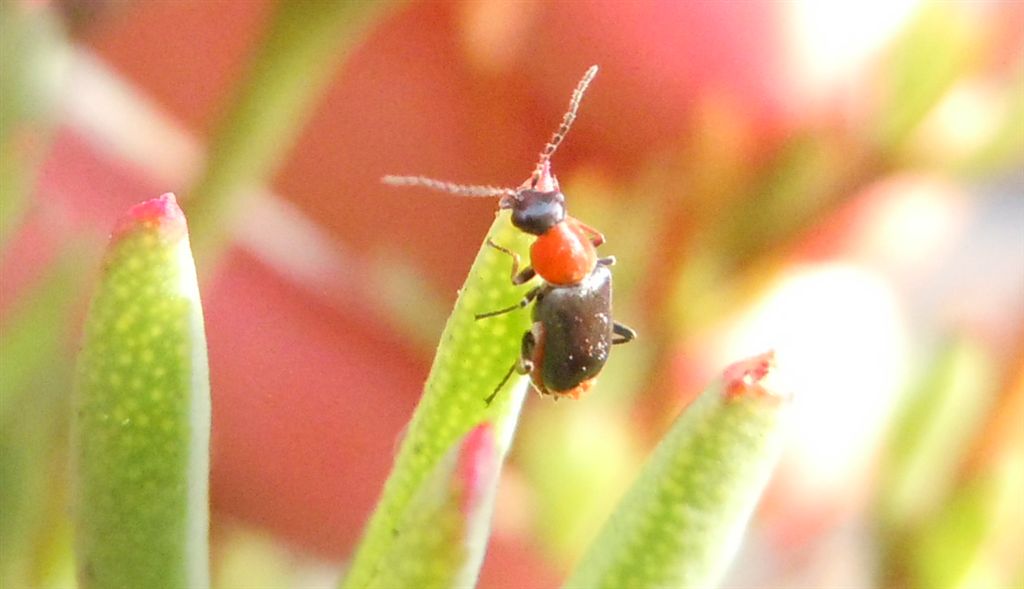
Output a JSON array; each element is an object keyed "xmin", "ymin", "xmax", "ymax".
[
  {"xmin": 382, "ymin": 65, "xmax": 636, "ymax": 404},
  {"xmin": 489, "ymin": 260, "xmax": 636, "ymax": 405}
]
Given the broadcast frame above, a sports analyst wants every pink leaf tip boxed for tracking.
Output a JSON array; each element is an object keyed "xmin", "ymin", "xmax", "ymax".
[
  {"xmin": 455, "ymin": 423, "xmax": 498, "ymax": 515},
  {"xmin": 111, "ymin": 193, "xmax": 187, "ymax": 242},
  {"xmin": 723, "ymin": 351, "xmax": 780, "ymax": 400}
]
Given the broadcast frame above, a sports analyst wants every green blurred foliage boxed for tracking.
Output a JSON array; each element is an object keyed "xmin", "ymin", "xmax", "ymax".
[
  {"xmin": 1, "ymin": 1, "xmax": 1022, "ymax": 588},
  {"xmin": 878, "ymin": 337, "xmax": 1024, "ymax": 589},
  {"xmin": 0, "ymin": 254, "xmax": 81, "ymax": 586},
  {"xmin": 186, "ymin": 1, "xmax": 390, "ymax": 266},
  {"xmin": 0, "ymin": 1, "xmax": 69, "ymax": 247}
]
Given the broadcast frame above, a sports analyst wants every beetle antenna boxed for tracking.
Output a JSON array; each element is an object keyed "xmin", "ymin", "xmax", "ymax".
[
  {"xmin": 484, "ymin": 361, "xmax": 518, "ymax": 406},
  {"xmin": 530, "ymin": 65, "xmax": 598, "ymax": 187},
  {"xmin": 382, "ymin": 175, "xmax": 516, "ymax": 198}
]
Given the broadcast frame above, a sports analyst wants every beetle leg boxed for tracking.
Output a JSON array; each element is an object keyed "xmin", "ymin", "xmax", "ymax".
[
  {"xmin": 486, "ymin": 239, "xmax": 536, "ymax": 285},
  {"xmin": 484, "ymin": 362, "xmax": 517, "ymax": 406},
  {"xmin": 597, "ymin": 256, "xmax": 616, "ymax": 267},
  {"xmin": 518, "ymin": 329, "xmax": 536, "ymax": 372},
  {"xmin": 612, "ymin": 321, "xmax": 637, "ymax": 344},
  {"xmin": 518, "ymin": 357, "xmax": 534, "ymax": 375},
  {"xmin": 573, "ymin": 219, "xmax": 606, "ymax": 248},
  {"xmin": 483, "ymin": 330, "xmax": 536, "ymax": 406},
  {"xmin": 475, "ymin": 286, "xmax": 541, "ymax": 320},
  {"xmin": 513, "ymin": 266, "xmax": 537, "ymax": 285}
]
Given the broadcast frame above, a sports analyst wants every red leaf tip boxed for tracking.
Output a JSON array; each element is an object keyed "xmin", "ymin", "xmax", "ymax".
[
  {"xmin": 723, "ymin": 351, "xmax": 780, "ymax": 400},
  {"xmin": 455, "ymin": 423, "xmax": 498, "ymax": 515},
  {"xmin": 111, "ymin": 193, "xmax": 187, "ymax": 242}
]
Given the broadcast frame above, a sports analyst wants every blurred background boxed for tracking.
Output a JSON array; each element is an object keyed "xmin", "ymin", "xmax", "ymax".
[{"xmin": 1, "ymin": 1, "xmax": 1022, "ymax": 588}]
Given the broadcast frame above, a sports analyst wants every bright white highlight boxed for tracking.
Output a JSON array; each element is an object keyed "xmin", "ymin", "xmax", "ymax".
[
  {"xmin": 723, "ymin": 264, "xmax": 908, "ymax": 493},
  {"xmin": 783, "ymin": 0, "xmax": 921, "ymax": 106}
]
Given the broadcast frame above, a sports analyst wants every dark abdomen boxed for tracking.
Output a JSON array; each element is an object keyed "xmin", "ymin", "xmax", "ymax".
[{"xmin": 532, "ymin": 265, "xmax": 613, "ymax": 392}]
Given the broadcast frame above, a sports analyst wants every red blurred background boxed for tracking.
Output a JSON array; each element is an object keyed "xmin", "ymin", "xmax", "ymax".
[{"xmin": 3, "ymin": 1, "xmax": 1022, "ymax": 587}]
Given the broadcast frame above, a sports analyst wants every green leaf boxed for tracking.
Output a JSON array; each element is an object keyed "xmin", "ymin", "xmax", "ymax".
[
  {"xmin": 517, "ymin": 403, "xmax": 640, "ymax": 567},
  {"xmin": 960, "ymin": 61, "xmax": 1024, "ymax": 176},
  {"xmin": 341, "ymin": 212, "xmax": 534, "ymax": 589},
  {"xmin": 185, "ymin": 0, "xmax": 391, "ymax": 266},
  {"xmin": 877, "ymin": 337, "xmax": 1020, "ymax": 589},
  {"xmin": 873, "ymin": 3, "xmax": 980, "ymax": 154},
  {"xmin": 367, "ymin": 424, "xmax": 501, "ymax": 589},
  {"xmin": 72, "ymin": 194, "xmax": 210, "ymax": 589},
  {"xmin": 878, "ymin": 338, "xmax": 996, "ymax": 528},
  {"xmin": 0, "ymin": 1, "xmax": 70, "ymax": 246},
  {"xmin": 564, "ymin": 352, "xmax": 788, "ymax": 589},
  {"xmin": 910, "ymin": 479, "xmax": 994, "ymax": 589},
  {"xmin": 0, "ymin": 255, "xmax": 77, "ymax": 584},
  {"xmin": 0, "ymin": 364, "xmax": 71, "ymax": 588},
  {"xmin": 0, "ymin": 252, "xmax": 82, "ymax": 423},
  {"xmin": 906, "ymin": 435, "xmax": 1024, "ymax": 589}
]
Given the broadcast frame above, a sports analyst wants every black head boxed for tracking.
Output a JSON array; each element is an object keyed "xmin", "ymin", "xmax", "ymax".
[{"xmin": 503, "ymin": 188, "xmax": 566, "ymax": 235}]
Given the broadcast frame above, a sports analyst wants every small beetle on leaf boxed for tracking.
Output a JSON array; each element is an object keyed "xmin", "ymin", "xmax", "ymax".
[{"xmin": 384, "ymin": 66, "xmax": 636, "ymax": 405}]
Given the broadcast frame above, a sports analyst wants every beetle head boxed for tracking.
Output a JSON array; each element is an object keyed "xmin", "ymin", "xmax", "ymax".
[{"xmin": 502, "ymin": 188, "xmax": 566, "ymax": 235}]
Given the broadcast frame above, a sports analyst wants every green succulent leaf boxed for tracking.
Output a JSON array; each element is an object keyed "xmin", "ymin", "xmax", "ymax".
[
  {"xmin": 564, "ymin": 352, "xmax": 788, "ymax": 589},
  {"xmin": 72, "ymin": 194, "xmax": 210, "ymax": 589},
  {"xmin": 367, "ymin": 423, "xmax": 502, "ymax": 589},
  {"xmin": 341, "ymin": 211, "xmax": 534, "ymax": 589}
]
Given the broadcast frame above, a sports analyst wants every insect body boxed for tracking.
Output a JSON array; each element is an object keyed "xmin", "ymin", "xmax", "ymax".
[
  {"xmin": 383, "ymin": 66, "xmax": 636, "ymax": 404},
  {"xmin": 519, "ymin": 262, "xmax": 636, "ymax": 402}
]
